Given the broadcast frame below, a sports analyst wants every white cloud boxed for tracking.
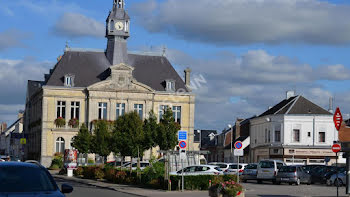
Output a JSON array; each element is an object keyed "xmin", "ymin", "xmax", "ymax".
[
  {"xmin": 0, "ymin": 29, "xmax": 30, "ymax": 51},
  {"xmin": 131, "ymin": 0, "xmax": 350, "ymax": 45},
  {"xmin": 53, "ymin": 12, "xmax": 105, "ymax": 38}
]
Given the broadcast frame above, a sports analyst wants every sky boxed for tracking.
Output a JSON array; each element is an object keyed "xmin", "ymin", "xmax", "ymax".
[{"xmin": 1, "ymin": 0, "xmax": 350, "ymax": 131}]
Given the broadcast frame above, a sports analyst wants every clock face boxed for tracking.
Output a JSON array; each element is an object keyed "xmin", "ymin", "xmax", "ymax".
[{"xmin": 115, "ymin": 21, "xmax": 124, "ymax": 31}]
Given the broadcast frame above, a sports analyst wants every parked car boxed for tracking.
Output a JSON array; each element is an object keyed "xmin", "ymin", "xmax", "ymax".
[
  {"xmin": 257, "ymin": 160, "xmax": 286, "ymax": 184},
  {"xmin": 310, "ymin": 166, "xmax": 339, "ymax": 184},
  {"xmin": 170, "ymin": 165, "xmax": 223, "ymax": 176},
  {"xmin": 301, "ymin": 164, "xmax": 324, "ymax": 174},
  {"xmin": 276, "ymin": 165, "xmax": 311, "ymax": 185},
  {"xmin": 123, "ymin": 162, "xmax": 150, "ymax": 171},
  {"xmin": 105, "ymin": 161, "xmax": 123, "ymax": 167},
  {"xmin": 223, "ymin": 163, "xmax": 248, "ymax": 175},
  {"xmin": 208, "ymin": 162, "xmax": 230, "ymax": 171},
  {"xmin": 0, "ymin": 161, "xmax": 73, "ymax": 196},
  {"xmin": 327, "ymin": 171, "xmax": 346, "ymax": 186},
  {"xmin": 242, "ymin": 163, "xmax": 258, "ymax": 182}
]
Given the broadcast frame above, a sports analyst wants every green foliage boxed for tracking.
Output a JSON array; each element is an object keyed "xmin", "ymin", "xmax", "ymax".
[
  {"xmin": 209, "ymin": 177, "xmax": 243, "ymax": 197},
  {"xmin": 50, "ymin": 153, "xmax": 63, "ymax": 169},
  {"xmin": 170, "ymin": 175, "xmax": 238, "ymax": 191},
  {"xmin": 111, "ymin": 112, "xmax": 145, "ymax": 158},
  {"xmin": 142, "ymin": 162, "xmax": 165, "ymax": 184},
  {"xmin": 88, "ymin": 158, "xmax": 95, "ymax": 164},
  {"xmin": 72, "ymin": 124, "xmax": 91, "ymax": 154},
  {"xmin": 49, "ymin": 164, "xmax": 60, "ymax": 170},
  {"xmin": 143, "ymin": 111, "xmax": 158, "ymax": 150},
  {"xmin": 74, "ymin": 167, "xmax": 84, "ymax": 176},
  {"xmin": 54, "ymin": 117, "xmax": 66, "ymax": 128},
  {"xmin": 156, "ymin": 108, "xmax": 181, "ymax": 150},
  {"xmin": 94, "ymin": 168, "xmax": 105, "ymax": 180},
  {"xmin": 68, "ymin": 118, "xmax": 79, "ymax": 128},
  {"xmin": 91, "ymin": 120, "xmax": 111, "ymax": 158},
  {"xmin": 58, "ymin": 168, "xmax": 67, "ymax": 175},
  {"xmin": 82, "ymin": 166, "xmax": 96, "ymax": 179}
]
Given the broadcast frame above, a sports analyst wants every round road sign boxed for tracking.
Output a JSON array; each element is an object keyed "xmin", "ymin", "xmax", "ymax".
[
  {"xmin": 179, "ymin": 141, "xmax": 187, "ymax": 149},
  {"xmin": 234, "ymin": 141, "xmax": 243, "ymax": 150},
  {"xmin": 332, "ymin": 144, "xmax": 341, "ymax": 153}
]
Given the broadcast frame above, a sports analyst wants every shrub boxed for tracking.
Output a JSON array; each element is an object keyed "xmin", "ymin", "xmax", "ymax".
[
  {"xmin": 50, "ymin": 164, "xmax": 60, "ymax": 170},
  {"xmin": 88, "ymin": 158, "xmax": 95, "ymax": 164},
  {"xmin": 94, "ymin": 167, "xmax": 105, "ymax": 180},
  {"xmin": 104, "ymin": 168, "xmax": 116, "ymax": 182},
  {"xmin": 209, "ymin": 179, "xmax": 243, "ymax": 197},
  {"xmin": 68, "ymin": 118, "xmax": 79, "ymax": 128},
  {"xmin": 59, "ymin": 168, "xmax": 67, "ymax": 175},
  {"xmin": 115, "ymin": 170, "xmax": 127, "ymax": 184},
  {"xmin": 74, "ymin": 166, "xmax": 84, "ymax": 176},
  {"xmin": 170, "ymin": 175, "xmax": 238, "ymax": 191},
  {"xmin": 54, "ymin": 117, "xmax": 66, "ymax": 128},
  {"xmin": 83, "ymin": 166, "xmax": 96, "ymax": 179}
]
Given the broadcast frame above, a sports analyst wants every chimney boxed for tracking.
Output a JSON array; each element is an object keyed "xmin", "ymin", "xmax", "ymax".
[
  {"xmin": 286, "ymin": 90, "xmax": 295, "ymax": 99},
  {"xmin": 0, "ymin": 122, "xmax": 7, "ymax": 133},
  {"xmin": 235, "ymin": 119, "xmax": 243, "ymax": 139},
  {"xmin": 329, "ymin": 97, "xmax": 334, "ymax": 113},
  {"xmin": 184, "ymin": 67, "xmax": 191, "ymax": 88}
]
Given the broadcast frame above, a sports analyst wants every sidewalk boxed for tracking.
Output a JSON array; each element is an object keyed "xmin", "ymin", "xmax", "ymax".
[{"xmin": 52, "ymin": 173, "xmax": 208, "ymax": 197}]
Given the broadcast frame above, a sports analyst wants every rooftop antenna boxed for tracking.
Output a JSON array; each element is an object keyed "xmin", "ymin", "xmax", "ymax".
[
  {"xmin": 65, "ymin": 41, "xmax": 70, "ymax": 51},
  {"xmin": 162, "ymin": 45, "xmax": 167, "ymax": 57}
]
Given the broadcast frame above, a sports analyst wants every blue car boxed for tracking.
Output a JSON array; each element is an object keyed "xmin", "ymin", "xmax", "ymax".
[{"xmin": 0, "ymin": 161, "xmax": 73, "ymax": 196}]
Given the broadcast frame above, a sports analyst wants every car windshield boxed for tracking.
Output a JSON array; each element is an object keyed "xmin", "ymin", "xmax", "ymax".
[
  {"xmin": 245, "ymin": 164, "xmax": 257, "ymax": 169},
  {"xmin": 260, "ymin": 161, "xmax": 274, "ymax": 168},
  {"xmin": 0, "ymin": 165, "xmax": 57, "ymax": 192},
  {"xmin": 279, "ymin": 166, "xmax": 296, "ymax": 172},
  {"xmin": 229, "ymin": 164, "xmax": 242, "ymax": 169},
  {"xmin": 216, "ymin": 164, "xmax": 228, "ymax": 168}
]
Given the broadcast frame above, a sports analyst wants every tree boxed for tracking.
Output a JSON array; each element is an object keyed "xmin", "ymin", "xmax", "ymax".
[
  {"xmin": 91, "ymin": 120, "xmax": 111, "ymax": 163},
  {"xmin": 143, "ymin": 110, "xmax": 158, "ymax": 157},
  {"xmin": 72, "ymin": 124, "xmax": 91, "ymax": 154},
  {"xmin": 111, "ymin": 111, "xmax": 145, "ymax": 174},
  {"xmin": 156, "ymin": 108, "xmax": 181, "ymax": 151}
]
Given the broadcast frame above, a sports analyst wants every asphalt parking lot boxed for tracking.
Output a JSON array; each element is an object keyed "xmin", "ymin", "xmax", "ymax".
[{"xmin": 242, "ymin": 181, "xmax": 347, "ymax": 197}]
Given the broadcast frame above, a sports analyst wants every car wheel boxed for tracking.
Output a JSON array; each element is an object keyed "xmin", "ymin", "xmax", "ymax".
[
  {"xmin": 276, "ymin": 181, "xmax": 281, "ymax": 185},
  {"xmin": 289, "ymin": 183, "xmax": 293, "ymax": 185},
  {"xmin": 272, "ymin": 180, "xmax": 277, "ymax": 185},
  {"xmin": 335, "ymin": 179, "xmax": 343, "ymax": 187},
  {"xmin": 296, "ymin": 178, "xmax": 300, "ymax": 186}
]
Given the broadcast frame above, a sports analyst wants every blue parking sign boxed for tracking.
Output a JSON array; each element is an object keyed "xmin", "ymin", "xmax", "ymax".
[{"xmin": 178, "ymin": 131, "xmax": 187, "ymax": 141}]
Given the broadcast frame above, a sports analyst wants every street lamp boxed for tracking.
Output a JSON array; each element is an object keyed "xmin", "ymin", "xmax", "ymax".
[{"xmin": 228, "ymin": 124, "xmax": 233, "ymax": 153}]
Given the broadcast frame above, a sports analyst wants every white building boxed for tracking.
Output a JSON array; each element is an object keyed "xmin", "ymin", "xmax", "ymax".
[
  {"xmin": 0, "ymin": 113, "xmax": 24, "ymax": 160},
  {"xmin": 250, "ymin": 92, "xmax": 339, "ymax": 165}
]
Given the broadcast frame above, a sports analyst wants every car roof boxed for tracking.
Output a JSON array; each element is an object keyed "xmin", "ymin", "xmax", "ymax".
[
  {"xmin": 0, "ymin": 161, "xmax": 42, "ymax": 168},
  {"xmin": 260, "ymin": 159, "xmax": 284, "ymax": 163}
]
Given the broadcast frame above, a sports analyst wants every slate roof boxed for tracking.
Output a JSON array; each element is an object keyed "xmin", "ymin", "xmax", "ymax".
[
  {"xmin": 27, "ymin": 80, "xmax": 44, "ymax": 99},
  {"xmin": 258, "ymin": 95, "xmax": 332, "ymax": 117},
  {"xmin": 45, "ymin": 51, "xmax": 189, "ymax": 92}
]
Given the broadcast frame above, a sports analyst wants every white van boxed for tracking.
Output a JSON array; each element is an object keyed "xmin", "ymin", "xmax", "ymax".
[{"xmin": 257, "ymin": 160, "xmax": 285, "ymax": 184}]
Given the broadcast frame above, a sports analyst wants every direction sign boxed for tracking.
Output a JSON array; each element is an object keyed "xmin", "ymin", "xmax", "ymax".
[
  {"xmin": 234, "ymin": 149, "xmax": 244, "ymax": 156},
  {"xmin": 179, "ymin": 140, "xmax": 187, "ymax": 149},
  {"xmin": 333, "ymin": 107, "xmax": 343, "ymax": 131},
  {"xmin": 178, "ymin": 131, "xmax": 187, "ymax": 141},
  {"xmin": 332, "ymin": 144, "xmax": 341, "ymax": 153},
  {"xmin": 234, "ymin": 141, "xmax": 243, "ymax": 150}
]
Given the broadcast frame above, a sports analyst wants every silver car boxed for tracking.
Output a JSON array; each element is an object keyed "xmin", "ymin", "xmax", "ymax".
[
  {"xmin": 327, "ymin": 171, "xmax": 346, "ymax": 186},
  {"xmin": 276, "ymin": 165, "xmax": 311, "ymax": 185},
  {"xmin": 242, "ymin": 163, "xmax": 258, "ymax": 182}
]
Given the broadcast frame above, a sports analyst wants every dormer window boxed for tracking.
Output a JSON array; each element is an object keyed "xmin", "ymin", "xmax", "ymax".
[
  {"xmin": 64, "ymin": 74, "xmax": 74, "ymax": 87},
  {"xmin": 165, "ymin": 79, "xmax": 175, "ymax": 92}
]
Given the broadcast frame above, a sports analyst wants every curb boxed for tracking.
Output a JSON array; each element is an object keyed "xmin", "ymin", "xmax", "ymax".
[{"xmin": 53, "ymin": 175, "xmax": 147, "ymax": 197}]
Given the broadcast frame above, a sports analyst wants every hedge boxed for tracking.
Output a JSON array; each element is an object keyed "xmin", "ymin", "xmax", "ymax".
[{"xmin": 170, "ymin": 175, "xmax": 238, "ymax": 191}]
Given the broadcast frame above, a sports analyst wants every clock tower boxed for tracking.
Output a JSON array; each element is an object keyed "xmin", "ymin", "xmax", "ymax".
[{"xmin": 106, "ymin": 0, "xmax": 130, "ymax": 65}]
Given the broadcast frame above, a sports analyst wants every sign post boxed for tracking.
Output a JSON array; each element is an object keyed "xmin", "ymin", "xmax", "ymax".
[
  {"xmin": 178, "ymin": 140, "xmax": 187, "ymax": 192},
  {"xmin": 234, "ymin": 141, "xmax": 243, "ymax": 184},
  {"xmin": 332, "ymin": 144, "xmax": 341, "ymax": 197},
  {"xmin": 333, "ymin": 107, "xmax": 342, "ymax": 197}
]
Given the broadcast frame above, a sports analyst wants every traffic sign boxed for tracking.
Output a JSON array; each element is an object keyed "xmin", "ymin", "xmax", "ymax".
[
  {"xmin": 234, "ymin": 149, "xmax": 244, "ymax": 156},
  {"xmin": 234, "ymin": 141, "xmax": 243, "ymax": 150},
  {"xmin": 178, "ymin": 131, "xmax": 187, "ymax": 141},
  {"xmin": 179, "ymin": 140, "xmax": 187, "ymax": 149},
  {"xmin": 332, "ymin": 144, "xmax": 341, "ymax": 153},
  {"xmin": 333, "ymin": 107, "xmax": 343, "ymax": 131}
]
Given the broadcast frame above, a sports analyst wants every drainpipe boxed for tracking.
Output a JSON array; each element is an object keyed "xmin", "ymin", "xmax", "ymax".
[{"xmin": 313, "ymin": 116, "xmax": 315, "ymax": 146}]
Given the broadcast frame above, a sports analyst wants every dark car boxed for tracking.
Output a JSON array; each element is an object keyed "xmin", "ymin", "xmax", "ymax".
[
  {"xmin": 0, "ymin": 161, "xmax": 73, "ymax": 196},
  {"xmin": 276, "ymin": 165, "xmax": 311, "ymax": 185},
  {"xmin": 310, "ymin": 166, "xmax": 338, "ymax": 184},
  {"xmin": 301, "ymin": 165, "xmax": 324, "ymax": 174},
  {"xmin": 242, "ymin": 163, "xmax": 258, "ymax": 183}
]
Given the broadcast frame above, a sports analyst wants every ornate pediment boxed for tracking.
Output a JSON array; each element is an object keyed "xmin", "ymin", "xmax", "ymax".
[{"xmin": 87, "ymin": 63, "xmax": 154, "ymax": 92}]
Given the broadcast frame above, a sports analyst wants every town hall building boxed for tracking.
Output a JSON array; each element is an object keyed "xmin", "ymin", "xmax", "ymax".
[{"xmin": 24, "ymin": 0, "xmax": 196, "ymax": 167}]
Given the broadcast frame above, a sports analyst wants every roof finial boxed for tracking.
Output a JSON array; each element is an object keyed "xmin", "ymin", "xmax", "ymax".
[
  {"xmin": 65, "ymin": 41, "xmax": 70, "ymax": 51},
  {"xmin": 162, "ymin": 46, "xmax": 167, "ymax": 57}
]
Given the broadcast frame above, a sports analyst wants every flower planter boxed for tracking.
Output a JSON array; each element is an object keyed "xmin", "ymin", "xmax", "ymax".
[{"xmin": 209, "ymin": 190, "xmax": 245, "ymax": 197}]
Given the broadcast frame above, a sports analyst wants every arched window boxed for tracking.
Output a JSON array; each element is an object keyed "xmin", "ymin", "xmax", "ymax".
[{"xmin": 56, "ymin": 137, "xmax": 65, "ymax": 154}]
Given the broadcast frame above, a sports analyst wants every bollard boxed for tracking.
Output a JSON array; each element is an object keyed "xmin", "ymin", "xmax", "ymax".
[
  {"xmin": 178, "ymin": 180, "xmax": 181, "ymax": 191},
  {"xmin": 209, "ymin": 180, "xmax": 212, "ymax": 187},
  {"xmin": 169, "ymin": 179, "xmax": 171, "ymax": 191}
]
